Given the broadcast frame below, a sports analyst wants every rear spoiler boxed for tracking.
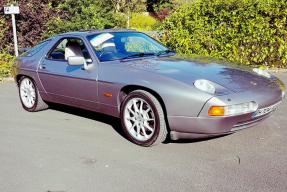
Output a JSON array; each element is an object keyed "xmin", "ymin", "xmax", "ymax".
[{"xmin": 19, "ymin": 47, "xmax": 30, "ymax": 54}]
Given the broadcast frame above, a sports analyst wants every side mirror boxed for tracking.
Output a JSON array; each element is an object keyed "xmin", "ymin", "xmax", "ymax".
[
  {"xmin": 68, "ymin": 56, "xmax": 85, "ymax": 66},
  {"xmin": 67, "ymin": 56, "xmax": 90, "ymax": 70}
]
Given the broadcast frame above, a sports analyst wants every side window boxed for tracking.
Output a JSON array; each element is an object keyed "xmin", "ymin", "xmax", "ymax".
[
  {"xmin": 124, "ymin": 36, "xmax": 161, "ymax": 53},
  {"xmin": 48, "ymin": 38, "xmax": 91, "ymax": 61},
  {"xmin": 22, "ymin": 40, "xmax": 51, "ymax": 57}
]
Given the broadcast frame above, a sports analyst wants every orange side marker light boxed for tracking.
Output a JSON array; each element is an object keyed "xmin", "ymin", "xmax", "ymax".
[
  {"xmin": 208, "ymin": 106, "xmax": 225, "ymax": 116},
  {"xmin": 104, "ymin": 92, "xmax": 113, "ymax": 97}
]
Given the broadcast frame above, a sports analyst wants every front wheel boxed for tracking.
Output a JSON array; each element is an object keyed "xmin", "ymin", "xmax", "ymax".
[
  {"xmin": 18, "ymin": 76, "xmax": 48, "ymax": 112},
  {"xmin": 120, "ymin": 90, "xmax": 168, "ymax": 147}
]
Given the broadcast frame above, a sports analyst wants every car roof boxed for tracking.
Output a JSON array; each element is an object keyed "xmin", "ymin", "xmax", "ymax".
[{"xmin": 58, "ymin": 29, "xmax": 137, "ymax": 37}]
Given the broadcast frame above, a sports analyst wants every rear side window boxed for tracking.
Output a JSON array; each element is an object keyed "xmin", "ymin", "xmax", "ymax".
[{"xmin": 22, "ymin": 40, "xmax": 51, "ymax": 57}]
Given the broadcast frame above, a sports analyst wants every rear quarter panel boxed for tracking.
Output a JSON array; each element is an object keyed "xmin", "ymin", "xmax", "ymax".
[{"xmin": 13, "ymin": 40, "xmax": 54, "ymax": 95}]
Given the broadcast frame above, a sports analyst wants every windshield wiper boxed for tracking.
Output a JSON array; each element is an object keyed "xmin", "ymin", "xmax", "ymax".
[
  {"xmin": 156, "ymin": 49, "xmax": 175, "ymax": 56},
  {"xmin": 120, "ymin": 53, "xmax": 156, "ymax": 61}
]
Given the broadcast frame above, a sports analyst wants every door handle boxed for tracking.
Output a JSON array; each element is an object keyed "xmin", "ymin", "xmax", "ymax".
[{"xmin": 39, "ymin": 64, "xmax": 46, "ymax": 69}]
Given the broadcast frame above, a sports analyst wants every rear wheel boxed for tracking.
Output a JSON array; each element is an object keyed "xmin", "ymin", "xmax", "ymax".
[
  {"xmin": 18, "ymin": 77, "xmax": 48, "ymax": 112},
  {"xmin": 120, "ymin": 90, "xmax": 167, "ymax": 147}
]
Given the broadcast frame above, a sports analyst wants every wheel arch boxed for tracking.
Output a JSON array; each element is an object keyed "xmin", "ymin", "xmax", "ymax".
[
  {"xmin": 16, "ymin": 74, "xmax": 29, "ymax": 86},
  {"xmin": 119, "ymin": 85, "xmax": 170, "ymax": 132},
  {"xmin": 16, "ymin": 74, "xmax": 46, "ymax": 95},
  {"xmin": 16, "ymin": 74, "xmax": 36, "ymax": 85}
]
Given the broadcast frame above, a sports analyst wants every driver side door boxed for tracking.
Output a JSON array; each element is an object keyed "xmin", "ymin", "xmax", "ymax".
[{"xmin": 38, "ymin": 37, "xmax": 98, "ymax": 110}]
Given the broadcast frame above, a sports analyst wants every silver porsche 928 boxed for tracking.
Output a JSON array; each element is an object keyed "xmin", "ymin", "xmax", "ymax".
[{"xmin": 12, "ymin": 29, "xmax": 285, "ymax": 147}]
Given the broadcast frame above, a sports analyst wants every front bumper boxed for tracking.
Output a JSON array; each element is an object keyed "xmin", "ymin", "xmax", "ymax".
[
  {"xmin": 168, "ymin": 84, "xmax": 284, "ymax": 140},
  {"xmin": 169, "ymin": 111, "xmax": 272, "ymax": 140},
  {"xmin": 168, "ymin": 110, "xmax": 273, "ymax": 140}
]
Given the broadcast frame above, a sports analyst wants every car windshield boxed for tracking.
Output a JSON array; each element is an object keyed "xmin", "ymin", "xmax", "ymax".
[{"xmin": 87, "ymin": 32, "xmax": 169, "ymax": 62}]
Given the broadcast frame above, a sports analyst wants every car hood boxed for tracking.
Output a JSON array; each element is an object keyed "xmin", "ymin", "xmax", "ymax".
[{"xmin": 124, "ymin": 56, "xmax": 273, "ymax": 93}]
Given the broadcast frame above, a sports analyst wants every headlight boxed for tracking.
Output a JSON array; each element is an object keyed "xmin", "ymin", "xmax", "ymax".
[
  {"xmin": 194, "ymin": 79, "xmax": 216, "ymax": 94},
  {"xmin": 208, "ymin": 101, "xmax": 258, "ymax": 116},
  {"xmin": 253, "ymin": 68, "xmax": 271, "ymax": 78}
]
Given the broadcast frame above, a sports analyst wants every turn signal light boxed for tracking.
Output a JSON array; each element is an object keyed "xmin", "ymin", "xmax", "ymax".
[
  {"xmin": 208, "ymin": 102, "xmax": 258, "ymax": 117},
  {"xmin": 104, "ymin": 92, "xmax": 113, "ymax": 97},
  {"xmin": 208, "ymin": 106, "xmax": 225, "ymax": 116}
]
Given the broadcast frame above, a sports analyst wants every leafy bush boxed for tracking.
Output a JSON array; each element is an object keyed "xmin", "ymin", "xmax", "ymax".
[
  {"xmin": 161, "ymin": 0, "xmax": 287, "ymax": 68},
  {"xmin": 44, "ymin": 0, "xmax": 126, "ymax": 37},
  {"xmin": 130, "ymin": 13, "xmax": 159, "ymax": 31},
  {"xmin": 148, "ymin": 0, "xmax": 180, "ymax": 21},
  {"xmin": 0, "ymin": 18, "xmax": 8, "ymax": 49},
  {"xmin": 0, "ymin": 53, "xmax": 15, "ymax": 81},
  {"xmin": 0, "ymin": 0, "xmax": 62, "ymax": 50}
]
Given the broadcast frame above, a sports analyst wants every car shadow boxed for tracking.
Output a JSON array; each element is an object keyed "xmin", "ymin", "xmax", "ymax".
[
  {"xmin": 48, "ymin": 103, "xmax": 227, "ymax": 145},
  {"xmin": 48, "ymin": 103, "xmax": 126, "ymax": 139}
]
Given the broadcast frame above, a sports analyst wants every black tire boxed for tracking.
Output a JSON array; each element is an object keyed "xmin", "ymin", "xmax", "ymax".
[
  {"xmin": 18, "ymin": 76, "xmax": 48, "ymax": 112},
  {"xmin": 120, "ymin": 90, "xmax": 168, "ymax": 147}
]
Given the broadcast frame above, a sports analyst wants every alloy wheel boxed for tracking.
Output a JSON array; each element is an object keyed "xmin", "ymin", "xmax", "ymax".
[
  {"xmin": 123, "ymin": 97, "xmax": 156, "ymax": 141},
  {"xmin": 20, "ymin": 78, "xmax": 36, "ymax": 108}
]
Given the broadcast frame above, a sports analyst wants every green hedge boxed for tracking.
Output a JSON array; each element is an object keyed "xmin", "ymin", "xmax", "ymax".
[
  {"xmin": 130, "ymin": 13, "xmax": 159, "ymax": 31},
  {"xmin": 161, "ymin": 0, "xmax": 287, "ymax": 68},
  {"xmin": 0, "ymin": 53, "xmax": 15, "ymax": 82}
]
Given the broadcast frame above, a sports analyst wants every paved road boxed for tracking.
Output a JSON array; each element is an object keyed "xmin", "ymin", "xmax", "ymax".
[{"xmin": 0, "ymin": 73, "xmax": 286, "ymax": 192}]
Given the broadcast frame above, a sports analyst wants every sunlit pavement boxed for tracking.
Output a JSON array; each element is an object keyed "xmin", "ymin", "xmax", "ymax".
[{"xmin": 0, "ymin": 72, "xmax": 286, "ymax": 192}]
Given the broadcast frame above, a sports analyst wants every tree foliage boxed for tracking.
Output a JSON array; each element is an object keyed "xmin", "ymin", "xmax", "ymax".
[
  {"xmin": 0, "ymin": 52, "xmax": 15, "ymax": 81},
  {"xmin": 147, "ymin": 0, "xmax": 175, "ymax": 12},
  {"xmin": 0, "ymin": 18, "xmax": 8, "ymax": 49},
  {"xmin": 161, "ymin": 0, "xmax": 287, "ymax": 68},
  {"xmin": 0, "ymin": 0, "xmax": 61, "ymax": 50},
  {"xmin": 44, "ymin": 0, "xmax": 129, "ymax": 37},
  {"xmin": 147, "ymin": 0, "xmax": 183, "ymax": 20},
  {"xmin": 130, "ymin": 13, "xmax": 159, "ymax": 31},
  {"xmin": 0, "ymin": 0, "xmax": 160, "ymax": 49},
  {"xmin": 111, "ymin": 0, "xmax": 147, "ymax": 13}
]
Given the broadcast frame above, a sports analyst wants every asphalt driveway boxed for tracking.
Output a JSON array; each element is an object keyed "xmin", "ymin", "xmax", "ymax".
[{"xmin": 0, "ymin": 72, "xmax": 286, "ymax": 192}]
